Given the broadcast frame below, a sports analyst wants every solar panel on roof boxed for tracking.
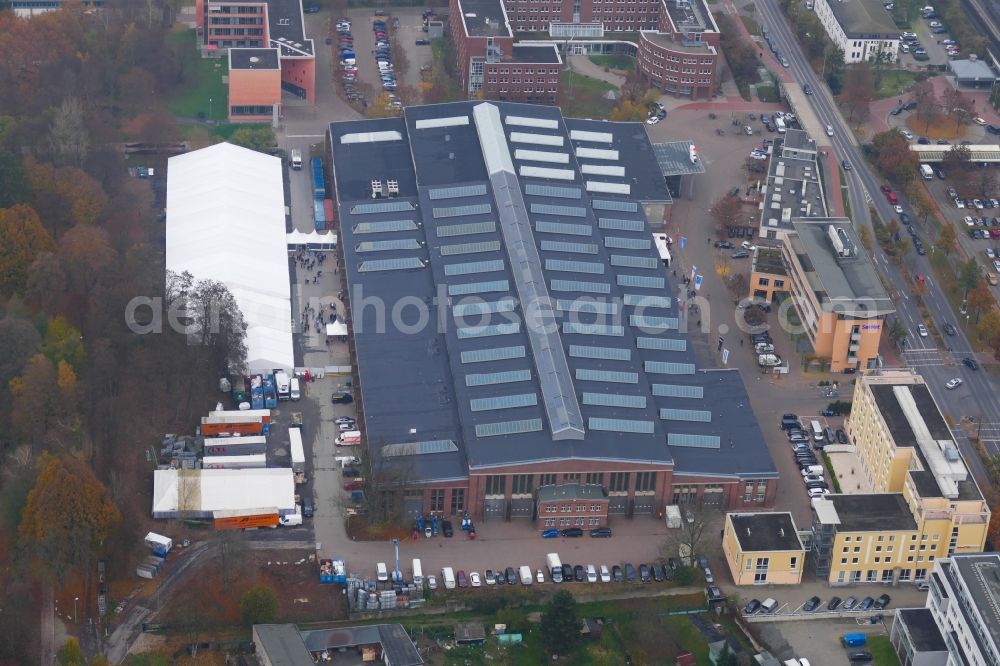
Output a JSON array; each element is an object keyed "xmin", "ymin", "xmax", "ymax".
[
  {"xmin": 452, "ymin": 298, "xmax": 517, "ymax": 317},
  {"xmin": 381, "ymin": 439, "xmax": 459, "ymax": 457},
  {"xmin": 465, "ymin": 369, "xmax": 532, "ymax": 387},
  {"xmin": 470, "ymin": 393, "xmax": 538, "ymax": 411},
  {"xmin": 587, "ymin": 181, "xmax": 631, "ymax": 195},
  {"xmin": 519, "ymin": 166, "xmax": 575, "ymax": 181},
  {"xmin": 636, "ymin": 337, "xmax": 686, "ymax": 351},
  {"xmin": 433, "ymin": 203, "xmax": 492, "ymax": 219},
  {"xmin": 525, "ymin": 183, "xmax": 582, "ymax": 199},
  {"xmin": 460, "ymin": 345, "xmax": 526, "ymax": 363},
  {"xmin": 592, "ymin": 199, "xmax": 638, "ymax": 212},
  {"xmin": 618, "ymin": 274, "xmax": 665, "ymax": 289},
  {"xmin": 575, "ymin": 147, "xmax": 619, "ymax": 160},
  {"xmin": 353, "ymin": 219, "xmax": 418, "ymax": 234},
  {"xmin": 611, "ymin": 255, "xmax": 659, "ymax": 269},
  {"xmin": 356, "ymin": 239, "xmax": 422, "ymax": 252},
  {"xmin": 358, "ymin": 257, "xmax": 424, "ymax": 272},
  {"xmin": 545, "ymin": 259, "xmax": 605, "ymax": 275},
  {"xmin": 540, "ymin": 240, "xmax": 598, "ymax": 255},
  {"xmin": 440, "ymin": 240, "xmax": 502, "ymax": 256},
  {"xmin": 630, "ymin": 315, "xmax": 678, "ymax": 329},
  {"xmin": 660, "ymin": 408, "xmax": 712, "ymax": 422},
  {"xmin": 530, "ymin": 203, "xmax": 587, "ymax": 218},
  {"xmin": 351, "ymin": 200, "xmax": 415, "ymax": 214},
  {"xmin": 505, "ymin": 115, "xmax": 559, "ymax": 129},
  {"xmin": 550, "ymin": 279, "xmax": 610, "ymax": 294},
  {"xmin": 456, "ymin": 322, "xmax": 521, "ymax": 339},
  {"xmin": 437, "ymin": 221, "xmax": 497, "ymax": 237},
  {"xmin": 428, "ymin": 184, "xmax": 488, "ymax": 200},
  {"xmin": 514, "ymin": 149, "xmax": 570, "ymax": 164},
  {"xmin": 644, "ymin": 361, "xmax": 696, "ymax": 374},
  {"xmin": 581, "ymin": 164, "xmax": 626, "ymax": 177},
  {"xmin": 604, "ymin": 236, "xmax": 652, "ymax": 250},
  {"xmin": 557, "ymin": 300, "xmax": 616, "ymax": 315},
  {"xmin": 414, "ymin": 116, "xmax": 469, "ymax": 129},
  {"xmin": 598, "ymin": 217, "xmax": 645, "ymax": 232},
  {"xmin": 475, "ymin": 418, "xmax": 544, "ymax": 437},
  {"xmin": 588, "ymin": 417, "xmax": 655, "ymax": 434},
  {"xmin": 625, "ymin": 295, "xmax": 672, "ymax": 308},
  {"xmin": 448, "ymin": 280, "xmax": 509, "ymax": 296},
  {"xmin": 563, "ymin": 322, "xmax": 624, "ymax": 336},
  {"xmin": 582, "ymin": 393, "xmax": 646, "ymax": 408},
  {"xmin": 569, "ymin": 345, "xmax": 630, "ymax": 360},
  {"xmin": 509, "ymin": 132, "xmax": 564, "ymax": 146},
  {"xmin": 652, "ymin": 384, "xmax": 703, "ymax": 398},
  {"xmin": 570, "ymin": 129, "xmax": 614, "ymax": 143},
  {"xmin": 535, "ymin": 220, "xmax": 592, "ymax": 236},
  {"xmin": 667, "ymin": 433, "xmax": 721, "ymax": 449},
  {"xmin": 444, "ymin": 259, "xmax": 505, "ymax": 276},
  {"xmin": 575, "ymin": 368, "xmax": 637, "ymax": 383}
]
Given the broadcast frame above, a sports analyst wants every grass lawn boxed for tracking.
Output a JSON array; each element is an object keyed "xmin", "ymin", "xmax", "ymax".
[
  {"xmin": 589, "ymin": 54, "xmax": 636, "ymax": 71},
  {"xmin": 561, "ymin": 71, "xmax": 617, "ymax": 119},
  {"xmin": 167, "ymin": 28, "xmax": 229, "ymax": 121},
  {"xmin": 869, "ymin": 635, "xmax": 902, "ymax": 665},
  {"xmin": 756, "ymin": 85, "xmax": 779, "ymax": 103},
  {"xmin": 740, "ymin": 14, "xmax": 761, "ymax": 36},
  {"xmin": 875, "ymin": 69, "xmax": 917, "ymax": 100}
]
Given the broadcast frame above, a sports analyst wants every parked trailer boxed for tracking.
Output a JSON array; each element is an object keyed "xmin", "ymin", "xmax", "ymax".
[
  {"xmin": 289, "ymin": 428, "xmax": 305, "ymax": 473},
  {"xmin": 203, "ymin": 409, "xmax": 272, "ymax": 424},
  {"xmin": 311, "ymin": 157, "xmax": 326, "ymax": 199},
  {"xmin": 665, "ymin": 504, "xmax": 683, "ymax": 528},
  {"xmin": 323, "ymin": 199, "xmax": 334, "ymax": 229},
  {"xmin": 202, "ymin": 454, "xmax": 267, "ymax": 469},
  {"xmin": 213, "ymin": 510, "xmax": 279, "ymax": 530},
  {"xmin": 143, "ymin": 532, "xmax": 173, "ymax": 556},
  {"xmin": 202, "ymin": 435, "xmax": 267, "ymax": 456},
  {"xmin": 314, "ymin": 199, "xmax": 327, "ymax": 231},
  {"xmin": 336, "ymin": 431, "xmax": 361, "ymax": 446},
  {"xmin": 200, "ymin": 418, "xmax": 264, "ymax": 437}
]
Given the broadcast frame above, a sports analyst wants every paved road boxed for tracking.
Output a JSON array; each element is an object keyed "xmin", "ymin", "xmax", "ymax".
[{"xmin": 755, "ymin": 0, "xmax": 1000, "ymax": 483}]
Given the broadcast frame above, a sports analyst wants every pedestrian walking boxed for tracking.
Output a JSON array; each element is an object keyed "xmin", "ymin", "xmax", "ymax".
[{"xmin": 740, "ymin": 339, "xmax": 744, "ymax": 347}]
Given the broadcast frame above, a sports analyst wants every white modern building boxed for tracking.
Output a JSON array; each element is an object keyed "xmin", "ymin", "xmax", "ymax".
[
  {"xmin": 890, "ymin": 553, "xmax": 1000, "ymax": 666},
  {"xmin": 813, "ymin": 0, "xmax": 899, "ymax": 64},
  {"xmin": 165, "ymin": 142, "xmax": 294, "ymax": 373}
]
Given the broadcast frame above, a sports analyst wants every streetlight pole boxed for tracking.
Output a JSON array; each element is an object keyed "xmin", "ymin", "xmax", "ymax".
[
  {"xmin": 209, "ymin": 97, "xmax": 213, "ymax": 120},
  {"xmin": 74, "ymin": 597, "xmax": 79, "ymax": 624}
]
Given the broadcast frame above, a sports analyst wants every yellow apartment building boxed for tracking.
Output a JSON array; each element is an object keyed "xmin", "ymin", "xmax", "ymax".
[
  {"xmin": 723, "ymin": 512, "xmax": 805, "ymax": 586},
  {"xmin": 810, "ymin": 370, "xmax": 989, "ymax": 584}
]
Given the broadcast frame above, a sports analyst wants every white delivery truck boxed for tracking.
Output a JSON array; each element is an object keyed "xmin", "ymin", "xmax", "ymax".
[
  {"xmin": 275, "ymin": 371, "xmax": 291, "ymax": 400},
  {"xmin": 412, "ymin": 559, "xmax": 423, "ymax": 586},
  {"xmin": 919, "ymin": 164, "xmax": 934, "ymax": 180},
  {"xmin": 376, "ymin": 562, "xmax": 388, "ymax": 582},
  {"xmin": 519, "ymin": 565, "xmax": 533, "ymax": 585},
  {"xmin": 665, "ymin": 505, "xmax": 683, "ymax": 528},
  {"xmin": 442, "ymin": 567, "xmax": 456, "ymax": 589},
  {"xmin": 546, "ymin": 553, "xmax": 564, "ymax": 582},
  {"xmin": 290, "ymin": 149, "xmax": 303, "ymax": 170},
  {"xmin": 775, "ymin": 117, "xmax": 786, "ymax": 133},
  {"xmin": 289, "ymin": 427, "xmax": 305, "ymax": 474}
]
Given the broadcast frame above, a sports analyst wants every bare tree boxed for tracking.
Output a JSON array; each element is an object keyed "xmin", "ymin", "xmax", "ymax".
[
  {"xmin": 48, "ymin": 97, "xmax": 89, "ymax": 166},
  {"xmin": 660, "ymin": 507, "xmax": 721, "ymax": 567},
  {"xmin": 212, "ymin": 528, "xmax": 248, "ymax": 593},
  {"xmin": 912, "ymin": 79, "xmax": 938, "ymax": 133}
]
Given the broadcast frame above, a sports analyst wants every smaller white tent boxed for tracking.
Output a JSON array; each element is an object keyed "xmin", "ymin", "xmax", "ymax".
[
  {"xmin": 287, "ymin": 230, "xmax": 338, "ymax": 248},
  {"xmin": 326, "ymin": 321, "xmax": 348, "ymax": 337},
  {"xmin": 152, "ymin": 468, "xmax": 295, "ymax": 518}
]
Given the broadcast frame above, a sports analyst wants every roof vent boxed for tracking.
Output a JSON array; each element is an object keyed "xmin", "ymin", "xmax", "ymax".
[
  {"xmin": 371, "ymin": 179, "xmax": 383, "ymax": 199},
  {"xmin": 449, "ymin": 152, "xmax": 455, "ymax": 159},
  {"xmin": 249, "ymin": 56, "xmax": 260, "ymax": 64},
  {"xmin": 779, "ymin": 528, "xmax": 785, "ymax": 537},
  {"xmin": 387, "ymin": 179, "xmax": 399, "ymax": 197}
]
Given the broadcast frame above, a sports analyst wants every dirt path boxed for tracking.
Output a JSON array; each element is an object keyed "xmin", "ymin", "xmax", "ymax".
[{"xmin": 567, "ymin": 54, "xmax": 626, "ymax": 88}]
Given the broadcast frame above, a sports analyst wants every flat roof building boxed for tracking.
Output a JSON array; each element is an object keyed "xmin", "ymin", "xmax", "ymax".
[
  {"xmin": 813, "ymin": 0, "xmax": 899, "ymax": 64},
  {"xmin": 722, "ymin": 512, "xmax": 805, "ymax": 585},
  {"xmin": 326, "ymin": 101, "xmax": 777, "ymax": 523},
  {"xmin": 950, "ymin": 57, "xmax": 999, "ymax": 88},
  {"xmin": 253, "ymin": 623, "xmax": 424, "ymax": 666}
]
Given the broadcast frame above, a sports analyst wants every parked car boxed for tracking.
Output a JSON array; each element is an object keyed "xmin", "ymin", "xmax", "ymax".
[
  {"xmin": 639, "ymin": 564, "xmax": 651, "ymax": 582},
  {"xmin": 457, "ymin": 570, "xmax": 468, "ymax": 588},
  {"xmin": 651, "ymin": 563, "xmax": 664, "ymax": 582},
  {"xmin": 589, "ymin": 527, "xmax": 612, "ymax": 538},
  {"xmin": 442, "ymin": 521, "xmax": 454, "ymax": 537},
  {"xmin": 561, "ymin": 527, "xmax": 584, "ymax": 537},
  {"xmin": 484, "ymin": 569, "xmax": 495, "ymax": 585},
  {"xmin": 573, "ymin": 565, "xmax": 586, "ymax": 582},
  {"xmin": 802, "ymin": 596, "xmax": 822, "ymax": 612},
  {"xmin": 612, "ymin": 565, "xmax": 624, "ymax": 582},
  {"xmin": 827, "ymin": 596, "xmax": 842, "ymax": 610},
  {"xmin": 624, "ymin": 563, "xmax": 637, "ymax": 582},
  {"xmin": 470, "ymin": 571, "xmax": 481, "ymax": 587},
  {"xmin": 874, "ymin": 594, "xmax": 891, "ymax": 610},
  {"xmin": 836, "ymin": 428, "xmax": 848, "ymax": 444},
  {"xmin": 842, "ymin": 595, "xmax": 858, "ymax": 610},
  {"xmin": 505, "ymin": 567, "xmax": 517, "ymax": 584},
  {"xmin": 541, "ymin": 528, "xmax": 559, "ymax": 538},
  {"xmin": 744, "ymin": 598, "xmax": 762, "ymax": 614},
  {"xmin": 857, "ymin": 596, "xmax": 875, "ymax": 610},
  {"xmin": 848, "ymin": 652, "xmax": 874, "ymax": 663}
]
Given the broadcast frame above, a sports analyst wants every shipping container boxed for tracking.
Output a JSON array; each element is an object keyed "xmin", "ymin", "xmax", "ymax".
[
  {"xmin": 311, "ymin": 157, "xmax": 326, "ymax": 199},
  {"xmin": 202, "ymin": 435, "xmax": 267, "ymax": 456},
  {"xmin": 324, "ymin": 199, "xmax": 334, "ymax": 228},
  {"xmin": 314, "ymin": 199, "xmax": 326, "ymax": 231},
  {"xmin": 213, "ymin": 510, "xmax": 279, "ymax": 530},
  {"xmin": 289, "ymin": 428, "xmax": 305, "ymax": 473},
  {"xmin": 202, "ymin": 454, "xmax": 267, "ymax": 469},
  {"xmin": 203, "ymin": 409, "xmax": 272, "ymax": 424},
  {"xmin": 200, "ymin": 418, "xmax": 264, "ymax": 437}
]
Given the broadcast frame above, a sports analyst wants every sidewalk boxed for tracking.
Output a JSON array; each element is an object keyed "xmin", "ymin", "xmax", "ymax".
[{"xmin": 566, "ymin": 54, "xmax": 626, "ymax": 88}]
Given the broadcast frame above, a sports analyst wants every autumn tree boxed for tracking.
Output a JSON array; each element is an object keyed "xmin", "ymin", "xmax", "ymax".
[
  {"xmin": 959, "ymin": 259, "xmax": 983, "ymax": 299},
  {"xmin": 942, "ymin": 145, "xmax": 972, "ymax": 185},
  {"xmin": 0, "ymin": 204, "xmax": 55, "ymax": 296},
  {"xmin": 977, "ymin": 310, "xmax": 1000, "ymax": 343},
  {"xmin": 42, "ymin": 316, "xmax": 86, "ymax": 373},
  {"xmin": 540, "ymin": 590, "xmax": 579, "ymax": 656},
  {"xmin": 709, "ymin": 194, "xmax": 744, "ymax": 234},
  {"xmin": 840, "ymin": 63, "xmax": 874, "ymax": 123},
  {"xmin": 973, "ymin": 167, "xmax": 998, "ymax": 198},
  {"xmin": 18, "ymin": 455, "xmax": 121, "ymax": 585},
  {"xmin": 0, "ymin": 315, "xmax": 41, "ymax": 390},
  {"xmin": 167, "ymin": 271, "xmax": 249, "ymax": 375},
  {"xmin": 942, "ymin": 87, "xmax": 974, "ymax": 126},
  {"xmin": 0, "ymin": 152, "xmax": 28, "ymax": 208},
  {"xmin": 988, "ymin": 505, "xmax": 1000, "ymax": 548},
  {"xmin": 968, "ymin": 281, "xmax": 994, "ymax": 323},
  {"xmin": 365, "ymin": 93, "xmax": 403, "ymax": 119},
  {"xmin": 611, "ymin": 99, "xmax": 645, "ymax": 122},
  {"xmin": 228, "ymin": 126, "xmax": 276, "ymax": 153},
  {"xmin": 8, "ymin": 354, "xmax": 61, "ymax": 450},
  {"xmin": 871, "ymin": 129, "xmax": 918, "ymax": 185},
  {"xmin": 934, "ymin": 222, "xmax": 957, "ymax": 256},
  {"xmin": 912, "ymin": 79, "xmax": 938, "ymax": 133},
  {"xmin": 240, "ymin": 585, "xmax": 279, "ymax": 625}
]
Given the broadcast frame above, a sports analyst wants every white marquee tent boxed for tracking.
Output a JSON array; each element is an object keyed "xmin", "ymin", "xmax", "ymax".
[
  {"xmin": 152, "ymin": 468, "xmax": 296, "ymax": 518},
  {"xmin": 166, "ymin": 142, "xmax": 294, "ymax": 373}
]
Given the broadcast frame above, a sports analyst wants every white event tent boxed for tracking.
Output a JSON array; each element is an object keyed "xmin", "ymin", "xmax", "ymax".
[
  {"xmin": 152, "ymin": 468, "xmax": 296, "ymax": 518},
  {"xmin": 166, "ymin": 142, "xmax": 294, "ymax": 373}
]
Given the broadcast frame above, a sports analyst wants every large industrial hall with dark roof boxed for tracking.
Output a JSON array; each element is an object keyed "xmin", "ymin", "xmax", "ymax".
[{"xmin": 325, "ymin": 101, "xmax": 777, "ymax": 523}]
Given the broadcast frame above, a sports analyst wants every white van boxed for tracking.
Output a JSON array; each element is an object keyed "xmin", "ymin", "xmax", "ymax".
[
  {"xmin": 289, "ymin": 377, "xmax": 301, "ymax": 401},
  {"xmin": 412, "ymin": 558, "xmax": 423, "ymax": 586},
  {"xmin": 442, "ymin": 567, "xmax": 456, "ymax": 589},
  {"xmin": 600, "ymin": 565, "xmax": 611, "ymax": 582},
  {"xmin": 810, "ymin": 420, "xmax": 824, "ymax": 442},
  {"xmin": 275, "ymin": 371, "xmax": 290, "ymax": 400},
  {"xmin": 376, "ymin": 562, "xmax": 388, "ymax": 582},
  {"xmin": 290, "ymin": 149, "xmax": 302, "ymax": 170},
  {"xmin": 586, "ymin": 564, "xmax": 598, "ymax": 583},
  {"xmin": 519, "ymin": 565, "xmax": 533, "ymax": 585}
]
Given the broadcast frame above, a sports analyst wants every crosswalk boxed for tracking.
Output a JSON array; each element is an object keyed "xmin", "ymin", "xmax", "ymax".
[{"xmin": 902, "ymin": 347, "xmax": 945, "ymax": 367}]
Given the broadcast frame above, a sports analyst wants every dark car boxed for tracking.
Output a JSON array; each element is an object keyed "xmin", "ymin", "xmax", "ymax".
[
  {"xmin": 505, "ymin": 567, "xmax": 517, "ymax": 584},
  {"xmin": 836, "ymin": 428, "xmax": 848, "ymax": 444},
  {"xmin": 803, "ymin": 84, "xmax": 813, "ymax": 95},
  {"xmin": 651, "ymin": 563, "xmax": 665, "ymax": 582},
  {"xmin": 561, "ymin": 527, "xmax": 584, "ymax": 537},
  {"xmin": 827, "ymin": 596, "xmax": 842, "ymax": 610},
  {"xmin": 943, "ymin": 322, "xmax": 956, "ymax": 336},
  {"xmin": 624, "ymin": 563, "xmax": 637, "ymax": 582},
  {"xmin": 744, "ymin": 598, "xmax": 761, "ymax": 614},
  {"xmin": 963, "ymin": 357, "xmax": 980, "ymax": 370},
  {"xmin": 917, "ymin": 137, "xmax": 931, "ymax": 145},
  {"xmin": 573, "ymin": 565, "xmax": 586, "ymax": 582},
  {"xmin": 415, "ymin": 38, "xmax": 430, "ymax": 45},
  {"xmin": 343, "ymin": 468, "xmax": 361, "ymax": 478},
  {"xmin": 842, "ymin": 159, "xmax": 853, "ymax": 170},
  {"xmin": 457, "ymin": 570, "xmax": 468, "ymax": 588},
  {"xmin": 874, "ymin": 593, "xmax": 891, "ymax": 610},
  {"xmin": 612, "ymin": 565, "xmax": 624, "ymax": 582},
  {"xmin": 802, "ymin": 596, "xmax": 822, "ymax": 612},
  {"xmin": 442, "ymin": 520, "xmax": 454, "ymax": 537},
  {"xmin": 331, "ymin": 392, "xmax": 353, "ymax": 403},
  {"xmin": 639, "ymin": 564, "xmax": 651, "ymax": 582},
  {"xmin": 494, "ymin": 567, "xmax": 505, "ymax": 585},
  {"xmin": 848, "ymin": 652, "xmax": 874, "ymax": 663},
  {"xmin": 731, "ymin": 250, "xmax": 750, "ymax": 259},
  {"xmin": 562, "ymin": 564, "xmax": 573, "ymax": 581},
  {"xmin": 589, "ymin": 527, "xmax": 612, "ymax": 538},
  {"xmin": 842, "ymin": 595, "xmax": 858, "ymax": 610},
  {"xmin": 714, "ymin": 240, "xmax": 735, "ymax": 249},
  {"xmin": 857, "ymin": 596, "xmax": 875, "ymax": 610}
]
